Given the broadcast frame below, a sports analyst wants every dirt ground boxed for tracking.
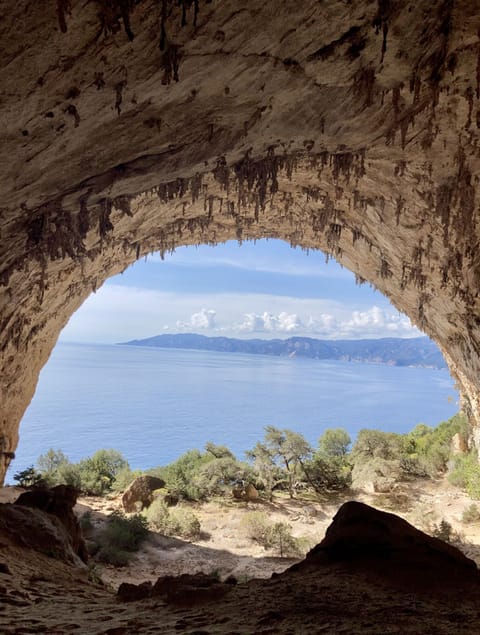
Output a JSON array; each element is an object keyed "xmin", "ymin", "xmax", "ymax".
[
  {"xmin": 3, "ymin": 478, "xmax": 480, "ymax": 634},
  {"xmin": 71, "ymin": 476, "xmax": 480, "ymax": 590}
]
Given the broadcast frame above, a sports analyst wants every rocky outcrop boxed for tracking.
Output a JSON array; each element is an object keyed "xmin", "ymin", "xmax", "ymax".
[
  {"xmin": 117, "ymin": 572, "xmax": 232, "ymax": 606},
  {"xmin": 121, "ymin": 475, "xmax": 165, "ymax": 512},
  {"xmin": 1, "ymin": 1, "xmax": 480, "ymax": 481},
  {"xmin": 0, "ymin": 502, "xmax": 85, "ymax": 566},
  {"xmin": 14, "ymin": 485, "xmax": 87, "ymax": 562},
  {"xmin": 296, "ymin": 500, "xmax": 480, "ymax": 593}
]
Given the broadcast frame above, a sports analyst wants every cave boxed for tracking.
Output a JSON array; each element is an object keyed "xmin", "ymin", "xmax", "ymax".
[
  {"xmin": 2, "ymin": 1, "xmax": 480, "ymax": 630},
  {"xmin": 2, "ymin": 0, "xmax": 480, "ymax": 482}
]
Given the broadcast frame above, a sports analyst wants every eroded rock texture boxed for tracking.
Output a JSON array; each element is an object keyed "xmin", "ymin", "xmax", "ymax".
[{"xmin": 1, "ymin": 0, "xmax": 480, "ymax": 481}]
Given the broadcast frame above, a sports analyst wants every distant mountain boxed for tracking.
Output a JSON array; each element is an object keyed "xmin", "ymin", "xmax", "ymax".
[{"xmin": 120, "ymin": 333, "xmax": 447, "ymax": 369}]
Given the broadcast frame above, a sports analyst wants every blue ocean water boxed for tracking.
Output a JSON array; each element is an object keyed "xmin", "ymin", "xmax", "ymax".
[{"xmin": 9, "ymin": 342, "xmax": 459, "ymax": 480}]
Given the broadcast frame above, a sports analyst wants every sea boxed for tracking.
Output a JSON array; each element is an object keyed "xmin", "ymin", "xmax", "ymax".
[{"xmin": 8, "ymin": 342, "xmax": 459, "ymax": 481}]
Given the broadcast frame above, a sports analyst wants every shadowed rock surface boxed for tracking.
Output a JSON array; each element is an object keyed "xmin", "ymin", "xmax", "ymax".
[
  {"xmin": 14, "ymin": 485, "xmax": 87, "ymax": 562},
  {"xmin": 295, "ymin": 501, "xmax": 480, "ymax": 594},
  {"xmin": 2, "ymin": 499, "xmax": 480, "ymax": 633}
]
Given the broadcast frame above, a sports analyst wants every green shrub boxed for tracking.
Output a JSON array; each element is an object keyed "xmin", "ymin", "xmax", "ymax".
[
  {"xmin": 351, "ymin": 429, "xmax": 404, "ymax": 461},
  {"xmin": 55, "ymin": 462, "xmax": 83, "ymax": 489},
  {"xmin": 265, "ymin": 522, "xmax": 303, "ymax": 557},
  {"xmin": 94, "ymin": 511, "xmax": 149, "ymax": 566},
  {"xmin": 241, "ymin": 512, "xmax": 302, "ymax": 557},
  {"xmin": 146, "ymin": 499, "xmax": 201, "ymax": 539},
  {"xmin": 241, "ymin": 511, "xmax": 271, "ymax": 545},
  {"xmin": 96, "ymin": 544, "xmax": 131, "ymax": 567},
  {"xmin": 449, "ymin": 451, "xmax": 480, "ymax": 499},
  {"xmin": 462, "ymin": 503, "xmax": 480, "ymax": 523},
  {"xmin": 170, "ymin": 507, "xmax": 201, "ymax": 539},
  {"xmin": 78, "ymin": 449, "xmax": 129, "ymax": 496},
  {"xmin": 432, "ymin": 519, "xmax": 455, "ymax": 543},
  {"xmin": 305, "ymin": 453, "xmax": 352, "ymax": 492}
]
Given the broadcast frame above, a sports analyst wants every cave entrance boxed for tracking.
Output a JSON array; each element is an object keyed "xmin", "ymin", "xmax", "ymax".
[{"xmin": 10, "ymin": 239, "xmax": 458, "ymax": 478}]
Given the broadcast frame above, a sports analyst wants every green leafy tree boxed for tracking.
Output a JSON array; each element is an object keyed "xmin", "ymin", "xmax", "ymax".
[
  {"xmin": 36, "ymin": 448, "xmax": 70, "ymax": 485},
  {"xmin": 195, "ymin": 456, "xmax": 252, "ymax": 497},
  {"xmin": 351, "ymin": 429, "xmax": 403, "ymax": 461},
  {"xmin": 318, "ymin": 428, "xmax": 351, "ymax": 457},
  {"xmin": 245, "ymin": 442, "xmax": 281, "ymax": 501},
  {"xmin": 13, "ymin": 466, "xmax": 43, "ymax": 488},
  {"xmin": 248, "ymin": 427, "xmax": 312, "ymax": 498},
  {"xmin": 78, "ymin": 449, "xmax": 129, "ymax": 495},
  {"xmin": 151, "ymin": 449, "xmax": 212, "ymax": 500}
]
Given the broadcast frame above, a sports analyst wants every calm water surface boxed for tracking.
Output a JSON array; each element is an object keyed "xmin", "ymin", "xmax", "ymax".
[{"xmin": 10, "ymin": 342, "xmax": 459, "ymax": 479}]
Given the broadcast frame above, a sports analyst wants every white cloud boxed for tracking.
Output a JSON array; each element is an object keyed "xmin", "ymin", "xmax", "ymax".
[
  {"xmin": 177, "ymin": 309, "xmax": 217, "ymax": 330},
  {"xmin": 60, "ymin": 285, "xmax": 420, "ymax": 344}
]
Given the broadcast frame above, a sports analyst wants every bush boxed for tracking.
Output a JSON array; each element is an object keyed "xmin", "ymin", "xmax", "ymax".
[
  {"xmin": 79, "ymin": 510, "xmax": 93, "ymax": 532},
  {"xmin": 241, "ymin": 512, "xmax": 303, "ymax": 557},
  {"xmin": 351, "ymin": 430, "xmax": 403, "ymax": 461},
  {"xmin": 78, "ymin": 449, "xmax": 129, "ymax": 496},
  {"xmin": 96, "ymin": 544, "xmax": 131, "ymax": 567},
  {"xmin": 431, "ymin": 519, "xmax": 455, "ymax": 544},
  {"xmin": 95, "ymin": 511, "xmax": 149, "ymax": 566},
  {"xmin": 318, "ymin": 428, "xmax": 351, "ymax": 457},
  {"xmin": 462, "ymin": 503, "xmax": 480, "ymax": 524},
  {"xmin": 146, "ymin": 499, "xmax": 201, "ymax": 539},
  {"xmin": 449, "ymin": 451, "xmax": 480, "ymax": 499},
  {"xmin": 241, "ymin": 511, "xmax": 271, "ymax": 545},
  {"xmin": 305, "ymin": 453, "xmax": 352, "ymax": 492},
  {"xmin": 265, "ymin": 522, "xmax": 303, "ymax": 557}
]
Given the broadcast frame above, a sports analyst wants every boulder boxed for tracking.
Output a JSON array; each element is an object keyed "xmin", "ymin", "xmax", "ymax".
[
  {"xmin": 297, "ymin": 501, "xmax": 480, "ymax": 594},
  {"xmin": 117, "ymin": 581, "xmax": 152, "ymax": 602},
  {"xmin": 232, "ymin": 482, "xmax": 259, "ymax": 500},
  {"xmin": 15, "ymin": 485, "xmax": 87, "ymax": 562},
  {"xmin": 152, "ymin": 573, "xmax": 231, "ymax": 606},
  {"xmin": 122, "ymin": 476, "xmax": 165, "ymax": 512},
  {"xmin": 0, "ymin": 502, "xmax": 86, "ymax": 566}
]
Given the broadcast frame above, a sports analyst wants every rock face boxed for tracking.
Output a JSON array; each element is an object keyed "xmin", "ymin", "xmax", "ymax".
[
  {"xmin": 14, "ymin": 485, "xmax": 88, "ymax": 562},
  {"xmin": 297, "ymin": 500, "xmax": 480, "ymax": 593},
  {"xmin": 1, "ymin": 1, "xmax": 480, "ymax": 482},
  {"xmin": 121, "ymin": 475, "xmax": 165, "ymax": 512},
  {"xmin": 0, "ymin": 501, "xmax": 86, "ymax": 566}
]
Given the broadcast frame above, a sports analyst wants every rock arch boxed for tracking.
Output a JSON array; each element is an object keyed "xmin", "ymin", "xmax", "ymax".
[{"xmin": 1, "ymin": 0, "xmax": 480, "ymax": 481}]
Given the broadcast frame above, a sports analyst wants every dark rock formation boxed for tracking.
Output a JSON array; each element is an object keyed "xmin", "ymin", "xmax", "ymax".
[
  {"xmin": 117, "ymin": 580, "xmax": 152, "ymax": 602},
  {"xmin": 0, "ymin": 502, "xmax": 86, "ymax": 566},
  {"xmin": 15, "ymin": 485, "xmax": 87, "ymax": 562},
  {"xmin": 295, "ymin": 500, "xmax": 480, "ymax": 593},
  {"xmin": 121, "ymin": 475, "xmax": 166, "ymax": 512},
  {"xmin": 1, "ymin": 1, "xmax": 480, "ymax": 483}
]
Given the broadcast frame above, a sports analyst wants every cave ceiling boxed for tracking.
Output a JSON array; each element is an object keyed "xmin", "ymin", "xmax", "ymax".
[{"xmin": 1, "ymin": 0, "xmax": 480, "ymax": 480}]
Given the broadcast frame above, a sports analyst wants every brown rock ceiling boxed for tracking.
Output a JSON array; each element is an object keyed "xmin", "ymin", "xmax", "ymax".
[{"xmin": 1, "ymin": 0, "xmax": 480, "ymax": 482}]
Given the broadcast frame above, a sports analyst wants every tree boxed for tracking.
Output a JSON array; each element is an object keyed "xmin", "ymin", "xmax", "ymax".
[
  {"xmin": 318, "ymin": 428, "xmax": 351, "ymax": 457},
  {"xmin": 13, "ymin": 466, "xmax": 43, "ymax": 488},
  {"xmin": 248, "ymin": 426, "xmax": 312, "ymax": 499},
  {"xmin": 246, "ymin": 442, "xmax": 281, "ymax": 501},
  {"xmin": 37, "ymin": 448, "xmax": 70, "ymax": 484},
  {"xmin": 351, "ymin": 429, "xmax": 403, "ymax": 461},
  {"xmin": 78, "ymin": 449, "xmax": 129, "ymax": 495}
]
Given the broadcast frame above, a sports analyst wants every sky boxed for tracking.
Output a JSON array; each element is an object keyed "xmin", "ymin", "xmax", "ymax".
[{"xmin": 60, "ymin": 239, "xmax": 421, "ymax": 344}]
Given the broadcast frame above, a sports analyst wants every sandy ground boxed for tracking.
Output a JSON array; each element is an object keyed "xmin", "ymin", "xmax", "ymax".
[
  {"xmin": 3, "ymin": 478, "xmax": 480, "ymax": 633},
  {"xmin": 70, "ymin": 476, "xmax": 480, "ymax": 590}
]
